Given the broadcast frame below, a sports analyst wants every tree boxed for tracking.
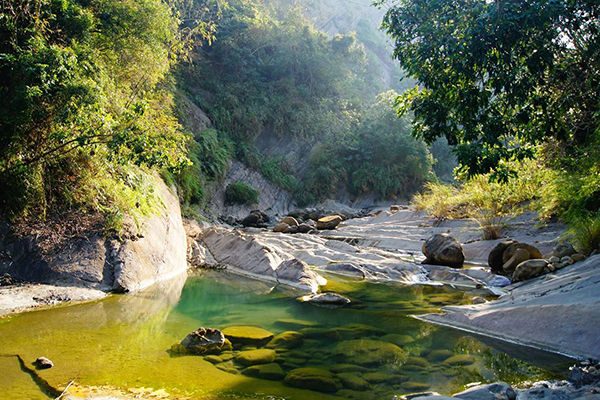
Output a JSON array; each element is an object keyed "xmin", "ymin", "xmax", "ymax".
[{"xmin": 377, "ymin": 0, "xmax": 600, "ymax": 181}]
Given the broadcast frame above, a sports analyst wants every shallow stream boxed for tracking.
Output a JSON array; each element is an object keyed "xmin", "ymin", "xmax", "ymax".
[{"xmin": 0, "ymin": 270, "xmax": 574, "ymax": 399}]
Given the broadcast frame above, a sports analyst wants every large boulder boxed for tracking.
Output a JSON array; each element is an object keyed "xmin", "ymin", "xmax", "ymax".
[
  {"xmin": 171, "ymin": 327, "xmax": 228, "ymax": 355},
  {"xmin": 316, "ymin": 215, "xmax": 343, "ymax": 230},
  {"xmin": 422, "ymin": 233, "xmax": 465, "ymax": 268},
  {"xmin": 284, "ymin": 368, "xmax": 342, "ymax": 392},
  {"xmin": 502, "ymin": 248, "xmax": 531, "ymax": 275},
  {"xmin": 488, "ymin": 240, "xmax": 517, "ymax": 274},
  {"xmin": 332, "ymin": 339, "xmax": 407, "ymax": 366},
  {"xmin": 512, "ymin": 259, "xmax": 549, "ymax": 282},
  {"xmin": 273, "ymin": 223, "xmax": 289, "ymax": 233},
  {"xmin": 241, "ymin": 210, "xmax": 269, "ymax": 228}
]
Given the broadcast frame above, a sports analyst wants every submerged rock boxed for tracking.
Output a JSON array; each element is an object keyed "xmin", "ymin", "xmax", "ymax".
[
  {"xmin": 337, "ymin": 373, "xmax": 371, "ymax": 391},
  {"xmin": 172, "ymin": 327, "xmax": 227, "ymax": 355},
  {"xmin": 242, "ymin": 362, "xmax": 285, "ymax": 380},
  {"xmin": 265, "ymin": 331, "xmax": 304, "ymax": 350},
  {"xmin": 234, "ymin": 349, "xmax": 276, "ymax": 366},
  {"xmin": 284, "ymin": 367, "xmax": 342, "ymax": 392},
  {"xmin": 222, "ymin": 326, "xmax": 274, "ymax": 347},
  {"xmin": 326, "ymin": 323, "xmax": 386, "ymax": 340},
  {"xmin": 422, "ymin": 234, "xmax": 465, "ymax": 268},
  {"xmin": 332, "ymin": 339, "xmax": 407, "ymax": 366},
  {"xmin": 298, "ymin": 292, "xmax": 351, "ymax": 307}
]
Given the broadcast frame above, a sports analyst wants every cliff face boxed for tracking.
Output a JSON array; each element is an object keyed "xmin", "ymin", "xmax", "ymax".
[{"xmin": 0, "ymin": 179, "xmax": 188, "ymax": 293}]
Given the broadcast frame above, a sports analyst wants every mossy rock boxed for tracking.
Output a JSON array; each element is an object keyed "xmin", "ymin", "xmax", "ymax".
[
  {"xmin": 336, "ymin": 389, "xmax": 377, "ymax": 400},
  {"xmin": 204, "ymin": 355, "xmax": 223, "ymax": 364},
  {"xmin": 332, "ymin": 339, "xmax": 407, "ymax": 366},
  {"xmin": 387, "ymin": 374, "xmax": 408, "ymax": 384},
  {"xmin": 282, "ymin": 362, "xmax": 302, "ymax": 370},
  {"xmin": 405, "ymin": 357, "xmax": 430, "ymax": 368},
  {"xmin": 427, "ymin": 349, "xmax": 454, "ymax": 362},
  {"xmin": 220, "ymin": 351, "xmax": 234, "ymax": 361},
  {"xmin": 326, "ymin": 324, "xmax": 386, "ymax": 341},
  {"xmin": 429, "ymin": 296, "xmax": 454, "ymax": 305},
  {"xmin": 443, "ymin": 354, "xmax": 475, "ymax": 366},
  {"xmin": 234, "ymin": 349, "xmax": 276, "ymax": 366},
  {"xmin": 337, "ymin": 373, "xmax": 371, "ymax": 391},
  {"xmin": 284, "ymin": 367, "xmax": 342, "ymax": 393},
  {"xmin": 266, "ymin": 331, "xmax": 304, "ymax": 350},
  {"xmin": 299, "ymin": 327, "xmax": 329, "ymax": 339},
  {"xmin": 242, "ymin": 363, "xmax": 286, "ymax": 380},
  {"xmin": 286, "ymin": 350, "xmax": 310, "ymax": 359},
  {"xmin": 380, "ymin": 333, "xmax": 415, "ymax": 347},
  {"xmin": 216, "ymin": 362, "xmax": 239, "ymax": 374},
  {"xmin": 222, "ymin": 326, "xmax": 274, "ymax": 347},
  {"xmin": 401, "ymin": 381, "xmax": 431, "ymax": 391},
  {"xmin": 285, "ymin": 357, "xmax": 307, "ymax": 366},
  {"xmin": 330, "ymin": 364, "xmax": 371, "ymax": 374},
  {"xmin": 362, "ymin": 372, "xmax": 387, "ymax": 383},
  {"xmin": 274, "ymin": 319, "xmax": 320, "ymax": 330}
]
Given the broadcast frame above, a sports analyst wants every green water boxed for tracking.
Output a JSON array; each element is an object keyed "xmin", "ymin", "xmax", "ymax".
[{"xmin": 0, "ymin": 270, "xmax": 573, "ymax": 399}]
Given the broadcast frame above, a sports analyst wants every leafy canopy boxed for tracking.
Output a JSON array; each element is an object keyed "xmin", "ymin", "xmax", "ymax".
[{"xmin": 378, "ymin": 0, "xmax": 600, "ymax": 181}]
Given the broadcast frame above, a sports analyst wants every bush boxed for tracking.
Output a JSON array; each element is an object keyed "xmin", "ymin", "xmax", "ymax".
[{"xmin": 225, "ymin": 182, "xmax": 259, "ymax": 205}]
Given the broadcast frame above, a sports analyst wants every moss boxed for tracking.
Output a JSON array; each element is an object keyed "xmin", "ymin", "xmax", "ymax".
[
  {"xmin": 266, "ymin": 331, "xmax": 304, "ymax": 350},
  {"xmin": 242, "ymin": 363, "xmax": 286, "ymax": 380},
  {"xmin": 380, "ymin": 333, "xmax": 415, "ymax": 347},
  {"xmin": 337, "ymin": 373, "xmax": 371, "ymax": 391},
  {"xmin": 443, "ymin": 354, "xmax": 476, "ymax": 366},
  {"xmin": 401, "ymin": 381, "xmax": 431, "ymax": 391}
]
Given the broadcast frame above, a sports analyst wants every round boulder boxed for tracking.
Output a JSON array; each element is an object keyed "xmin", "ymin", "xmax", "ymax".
[
  {"xmin": 488, "ymin": 240, "xmax": 517, "ymax": 273},
  {"xmin": 234, "ymin": 349, "xmax": 276, "ymax": 366},
  {"xmin": 422, "ymin": 233, "xmax": 465, "ymax": 268},
  {"xmin": 273, "ymin": 223, "xmax": 289, "ymax": 233},
  {"xmin": 266, "ymin": 331, "xmax": 304, "ymax": 350}
]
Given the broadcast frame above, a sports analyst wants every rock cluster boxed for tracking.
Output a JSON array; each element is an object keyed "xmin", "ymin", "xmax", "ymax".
[
  {"xmin": 488, "ymin": 241, "xmax": 587, "ymax": 282},
  {"xmin": 241, "ymin": 210, "xmax": 270, "ymax": 228},
  {"xmin": 272, "ymin": 213, "xmax": 347, "ymax": 234}
]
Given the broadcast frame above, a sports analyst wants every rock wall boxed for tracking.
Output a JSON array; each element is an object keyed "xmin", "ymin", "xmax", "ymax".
[
  {"xmin": 207, "ymin": 160, "xmax": 295, "ymax": 221},
  {"xmin": 0, "ymin": 179, "xmax": 188, "ymax": 293}
]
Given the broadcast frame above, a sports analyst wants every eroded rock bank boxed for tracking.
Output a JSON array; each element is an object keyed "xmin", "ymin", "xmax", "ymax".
[
  {"xmin": 0, "ymin": 179, "xmax": 187, "ymax": 316},
  {"xmin": 420, "ymin": 254, "xmax": 600, "ymax": 360}
]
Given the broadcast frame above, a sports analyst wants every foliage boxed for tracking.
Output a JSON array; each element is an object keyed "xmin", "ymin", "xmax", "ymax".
[
  {"xmin": 0, "ymin": 0, "xmax": 210, "ymax": 225},
  {"xmin": 225, "ymin": 182, "xmax": 259, "ymax": 205},
  {"xmin": 261, "ymin": 158, "xmax": 299, "ymax": 192},
  {"xmin": 302, "ymin": 91, "xmax": 434, "ymax": 202},
  {"xmin": 379, "ymin": 0, "xmax": 600, "ymax": 181}
]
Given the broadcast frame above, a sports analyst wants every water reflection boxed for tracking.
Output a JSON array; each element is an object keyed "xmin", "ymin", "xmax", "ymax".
[{"xmin": 0, "ymin": 269, "xmax": 574, "ymax": 400}]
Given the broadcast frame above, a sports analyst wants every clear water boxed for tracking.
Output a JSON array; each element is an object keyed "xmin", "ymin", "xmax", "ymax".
[{"xmin": 0, "ymin": 270, "xmax": 573, "ymax": 399}]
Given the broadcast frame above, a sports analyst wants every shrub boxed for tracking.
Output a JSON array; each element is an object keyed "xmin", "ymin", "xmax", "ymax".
[{"xmin": 225, "ymin": 182, "xmax": 259, "ymax": 205}]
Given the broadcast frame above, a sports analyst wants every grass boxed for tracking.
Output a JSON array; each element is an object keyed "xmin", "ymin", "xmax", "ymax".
[
  {"xmin": 412, "ymin": 159, "xmax": 548, "ymax": 239},
  {"xmin": 225, "ymin": 182, "xmax": 260, "ymax": 205}
]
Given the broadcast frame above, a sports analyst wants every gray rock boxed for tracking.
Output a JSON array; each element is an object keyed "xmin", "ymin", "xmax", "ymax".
[
  {"xmin": 273, "ymin": 223, "xmax": 289, "ymax": 233},
  {"xmin": 319, "ymin": 263, "xmax": 367, "ymax": 278},
  {"xmin": 488, "ymin": 240, "xmax": 518, "ymax": 274},
  {"xmin": 512, "ymin": 259, "xmax": 549, "ymax": 282},
  {"xmin": 422, "ymin": 233, "xmax": 465, "ymax": 268},
  {"xmin": 299, "ymin": 292, "xmax": 351, "ymax": 307},
  {"xmin": 561, "ymin": 256, "xmax": 575, "ymax": 265},
  {"xmin": 276, "ymin": 259, "xmax": 326, "ymax": 293},
  {"xmin": 553, "ymin": 243, "xmax": 577, "ymax": 258},
  {"xmin": 454, "ymin": 382, "xmax": 516, "ymax": 400}
]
